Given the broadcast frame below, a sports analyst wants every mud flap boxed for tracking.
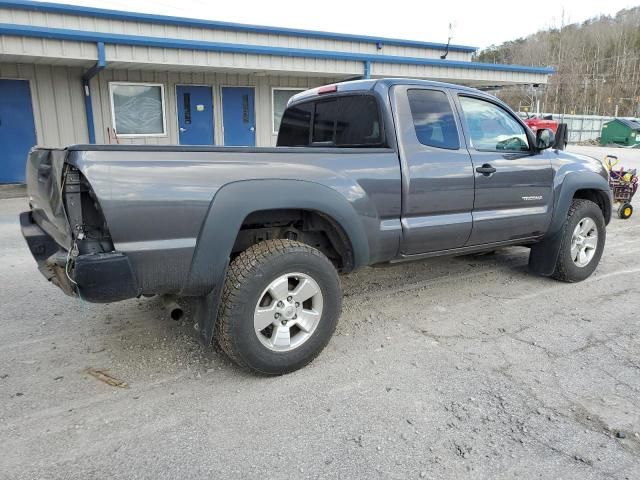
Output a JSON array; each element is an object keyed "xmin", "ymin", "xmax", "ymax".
[
  {"xmin": 194, "ymin": 263, "xmax": 228, "ymax": 346},
  {"xmin": 528, "ymin": 230, "xmax": 562, "ymax": 276}
]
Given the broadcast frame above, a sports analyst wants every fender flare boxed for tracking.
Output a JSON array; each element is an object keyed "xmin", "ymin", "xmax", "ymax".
[
  {"xmin": 183, "ymin": 179, "xmax": 371, "ymax": 345},
  {"xmin": 529, "ymin": 171, "xmax": 611, "ymax": 276}
]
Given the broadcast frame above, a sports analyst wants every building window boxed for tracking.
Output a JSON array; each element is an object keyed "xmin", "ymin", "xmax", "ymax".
[
  {"xmin": 272, "ymin": 88, "xmax": 304, "ymax": 133},
  {"xmin": 109, "ymin": 82, "xmax": 166, "ymax": 136}
]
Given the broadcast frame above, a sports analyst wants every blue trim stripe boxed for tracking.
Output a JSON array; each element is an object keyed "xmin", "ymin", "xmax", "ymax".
[
  {"xmin": 363, "ymin": 61, "xmax": 371, "ymax": 79},
  {"xmin": 82, "ymin": 40, "xmax": 106, "ymax": 81},
  {"xmin": 0, "ymin": 0, "xmax": 478, "ymax": 53},
  {"xmin": 0, "ymin": 23, "xmax": 555, "ymax": 75},
  {"xmin": 82, "ymin": 80, "xmax": 96, "ymax": 144},
  {"xmin": 82, "ymin": 42, "xmax": 106, "ymax": 144}
]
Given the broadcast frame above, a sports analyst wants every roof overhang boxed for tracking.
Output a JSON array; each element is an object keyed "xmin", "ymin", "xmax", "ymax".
[
  {"xmin": 0, "ymin": 23, "xmax": 555, "ymax": 78},
  {"xmin": 0, "ymin": 0, "xmax": 478, "ymax": 53}
]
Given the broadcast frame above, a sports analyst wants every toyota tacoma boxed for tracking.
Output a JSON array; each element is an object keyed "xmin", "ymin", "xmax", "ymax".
[{"xmin": 21, "ymin": 79, "xmax": 612, "ymax": 374}]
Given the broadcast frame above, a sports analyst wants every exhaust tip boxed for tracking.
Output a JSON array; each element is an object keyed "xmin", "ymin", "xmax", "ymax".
[
  {"xmin": 169, "ymin": 307, "xmax": 184, "ymax": 321},
  {"xmin": 161, "ymin": 294, "xmax": 184, "ymax": 322}
]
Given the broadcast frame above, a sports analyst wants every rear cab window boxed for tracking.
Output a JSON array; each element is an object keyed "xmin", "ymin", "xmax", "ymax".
[
  {"xmin": 276, "ymin": 102, "xmax": 312, "ymax": 146},
  {"xmin": 277, "ymin": 94, "xmax": 384, "ymax": 147},
  {"xmin": 407, "ymin": 89, "xmax": 460, "ymax": 150}
]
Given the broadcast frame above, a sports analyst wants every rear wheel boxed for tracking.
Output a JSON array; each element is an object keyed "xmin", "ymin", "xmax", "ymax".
[
  {"xmin": 216, "ymin": 239, "xmax": 342, "ymax": 374},
  {"xmin": 551, "ymin": 199, "xmax": 605, "ymax": 282}
]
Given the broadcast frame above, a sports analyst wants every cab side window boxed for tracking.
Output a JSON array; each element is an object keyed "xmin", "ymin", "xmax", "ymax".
[
  {"xmin": 407, "ymin": 89, "xmax": 460, "ymax": 150},
  {"xmin": 459, "ymin": 96, "xmax": 530, "ymax": 152}
]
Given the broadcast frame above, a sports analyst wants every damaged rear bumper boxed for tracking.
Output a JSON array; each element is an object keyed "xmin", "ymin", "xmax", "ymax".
[{"xmin": 20, "ymin": 211, "xmax": 139, "ymax": 303}]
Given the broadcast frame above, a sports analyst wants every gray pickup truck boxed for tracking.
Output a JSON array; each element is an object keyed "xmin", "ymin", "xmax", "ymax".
[{"xmin": 21, "ymin": 78, "xmax": 612, "ymax": 374}]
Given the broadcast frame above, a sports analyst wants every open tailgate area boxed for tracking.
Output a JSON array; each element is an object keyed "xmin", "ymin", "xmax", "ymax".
[
  {"xmin": 25, "ymin": 148, "xmax": 73, "ymax": 250},
  {"xmin": 21, "ymin": 147, "xmax": 139, "ymax": 303}
]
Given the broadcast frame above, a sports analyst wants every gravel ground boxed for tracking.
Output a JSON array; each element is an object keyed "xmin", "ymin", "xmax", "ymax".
[{"xmin": 1, "ymin": 149, "xmax": 639, "ymax": 479}]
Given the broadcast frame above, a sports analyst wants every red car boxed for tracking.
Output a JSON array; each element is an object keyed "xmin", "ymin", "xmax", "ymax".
[
  {"xmin": 524, "ymin": 116, "xmax": 559, "ymax": 134},
  {"xmin": 523, "ymin": 116, "xmax": 568, "ymax": 149}
]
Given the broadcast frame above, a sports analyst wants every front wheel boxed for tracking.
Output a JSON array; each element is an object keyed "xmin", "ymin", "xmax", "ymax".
[
  {"xmin": 216, "ymin": 239, "xmax": 342, "ymax": 374},
  {"xmin": 551, "ymin": 199, "xmax": 606, "ymax": 282}
]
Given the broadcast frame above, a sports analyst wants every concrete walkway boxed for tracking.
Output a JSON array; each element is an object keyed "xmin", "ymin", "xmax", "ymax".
[{"xmin": 0, "ymin": 184, "xmax": 26, "ymax": 200}]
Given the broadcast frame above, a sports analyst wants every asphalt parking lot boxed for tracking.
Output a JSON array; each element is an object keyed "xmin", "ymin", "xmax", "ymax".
[{"xmin": 1, "ymin": 146, "xmax": 639, "ymax": 479}]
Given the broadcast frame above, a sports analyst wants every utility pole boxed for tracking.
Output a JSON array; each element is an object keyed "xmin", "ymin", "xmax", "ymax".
[
  {"xmin": 593, "ymin": 77, "xmax": 599, "ymax": 116},
  {"xmin": 552, "ymin": 8, "xmax": 565, "ymax": 114}
]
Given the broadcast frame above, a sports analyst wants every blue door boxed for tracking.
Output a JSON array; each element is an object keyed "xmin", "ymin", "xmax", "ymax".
[
  {"xmin": 221, "ymin": 87, "xmax": 256, "ymax": 146},
  {"xmin": 176, "ymin": 85, "xmax": 214, "ymax": 145},
  {"xmin": 0, "ymin": 79, "xmax": 37, "ymax": 183}
]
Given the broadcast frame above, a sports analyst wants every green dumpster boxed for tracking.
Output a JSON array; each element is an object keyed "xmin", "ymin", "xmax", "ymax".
[{"xmin": 600, "ymin": 118, "xmax": 640, "ymax": 146}]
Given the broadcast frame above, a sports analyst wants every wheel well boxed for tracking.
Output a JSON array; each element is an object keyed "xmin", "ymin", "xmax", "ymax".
[
  {"xmin": 573, "ymin": 189, "xmax": 611, "ymax": 224},
  {"xmin": 231, "ymin": 209, "xmax": 354, "ymax": 272}
]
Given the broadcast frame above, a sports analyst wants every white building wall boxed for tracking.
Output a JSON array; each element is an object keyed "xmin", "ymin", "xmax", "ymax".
[
  {"xmin": 372, "ymin": 62, "xmax": 550, "ymax": 86},
  {"xmin": 0, "ymin": 62, "xmax": 88, "ymax": 146},
  {"xmin": 1, "ymin": 34, "xmax": 549, "ymax": 88},
  {"xmin": 0, "ymin": 7, "xmax": 473, "ymax": 62},
  {"xmin": 104, "ymin": 45, "xmax": 365, "ymax": 77},
  {"xmin": 0, "ymin": 61, "xmax": 336, "ymax": 148},
  {"xmin": 0, "ymin": 34, "xmax": 97, "ymax": 64},
  {"xmin": 0, "ymin": 34, "xmax": 365, "ymax": 77},
  {"xmin": 0, "ymin": 6, "xmax": 553, "ymax": 151},
  {"xmin": 0, "ymin": 59, "xmax": 551, "ymax": 149},
  {"xmin": 91, "ymin": 69, "xmax": 339, "ymax": 146}
]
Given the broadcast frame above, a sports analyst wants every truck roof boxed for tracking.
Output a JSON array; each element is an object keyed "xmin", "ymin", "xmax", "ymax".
[{"xmin": 289, "ymin": 78, "xmax": 483, "ymax": 104}]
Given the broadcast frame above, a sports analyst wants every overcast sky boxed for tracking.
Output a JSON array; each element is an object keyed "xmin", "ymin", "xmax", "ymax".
[{"xmin": 43, "ymin": 0, "xmax": 637, "ymax": 49}]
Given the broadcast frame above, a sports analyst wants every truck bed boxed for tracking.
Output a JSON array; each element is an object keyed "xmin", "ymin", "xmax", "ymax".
[{"xmin": 23, "ymin": 144, "xmax": 402, "ymax": 300}]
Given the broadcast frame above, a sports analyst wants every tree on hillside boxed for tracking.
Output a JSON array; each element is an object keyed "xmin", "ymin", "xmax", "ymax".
[{"xmin": 475, "ymin": 7, "xmax": 640, "ymax": 117}]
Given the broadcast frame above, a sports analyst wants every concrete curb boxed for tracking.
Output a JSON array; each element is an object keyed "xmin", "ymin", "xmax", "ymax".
[{"xmin": 0, "ymin": 184, "xmax": 27, "ymax": 199}]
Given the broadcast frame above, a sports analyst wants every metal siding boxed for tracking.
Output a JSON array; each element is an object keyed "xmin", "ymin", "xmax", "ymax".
[
  {"xmin": 0, "ymin": 61, "xmax": 87, "ymax": 146},
  {"xmin": 0, "ymin": 6, "xmax": 552, "ymax": 150},
  {"xmin": 0, "ymin": 7, "xmax": 473, "ymax": 61},
  {"xmin": 94, "ymin": 69, "xmax": 174, "ymax": 145},
  {"xmin": 101, "ymin": 43, "xmax": 364, "ymax": 76},
  {"xmin": 0, "ymin": 33, "xmax": 95, "ymax": 62},
  {"xmin": 370, "ymin": 62, "xmax": 547, "ymax": 86},
  {"xmin": 90, "ymin": 69, "xmax": 337, "ymax": 147}
]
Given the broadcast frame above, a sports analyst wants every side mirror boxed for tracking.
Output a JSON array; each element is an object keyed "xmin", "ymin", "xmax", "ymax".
[{"xmin": 536, "ymin": 128, "xmax": 555, "ymax": 150}]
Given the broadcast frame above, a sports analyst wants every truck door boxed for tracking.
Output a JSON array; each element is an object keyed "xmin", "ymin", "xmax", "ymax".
[
  {"xmin": 391, "ymin": 85, "xmax": 475, "ymax": 254},
  {"xmin": 455, "ymin": 94, "xmax": 554, "ymax": 245}
]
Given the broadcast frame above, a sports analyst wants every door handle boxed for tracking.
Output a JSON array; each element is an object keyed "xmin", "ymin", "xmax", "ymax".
[
  {"xmin": 249, "ymin": 126, "xmax": 255, "ymax": 132},
  {"xmin": 179, "ymin": 127, "xmax": 187, "ymax": 133},
  {"xmin": 476, "ymin": 164, "xmax": 496, "ymax": 175}
]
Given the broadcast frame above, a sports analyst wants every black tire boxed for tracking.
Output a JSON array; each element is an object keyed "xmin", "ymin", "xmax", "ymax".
[
  {"xmin": 551, "ymin": 199, "xmax": 606, "ymax": 282},
  {"xmin": 216, "ymin": 239, "xmax": 342, "ymax": 374},
  {"xmin": 618, "ymin": 202, "xmax": 633, "ymax": 220}
]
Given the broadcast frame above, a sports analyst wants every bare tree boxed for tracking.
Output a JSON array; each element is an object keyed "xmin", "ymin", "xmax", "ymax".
[{"xmin": 475, "ymin": 7, "xmax": 640, "ymax": 117}]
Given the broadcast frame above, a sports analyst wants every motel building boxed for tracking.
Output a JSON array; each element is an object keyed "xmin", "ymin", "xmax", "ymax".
[{"xmin": 0, "ymin": 0, "xmax": 553, "ymax": 183}]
